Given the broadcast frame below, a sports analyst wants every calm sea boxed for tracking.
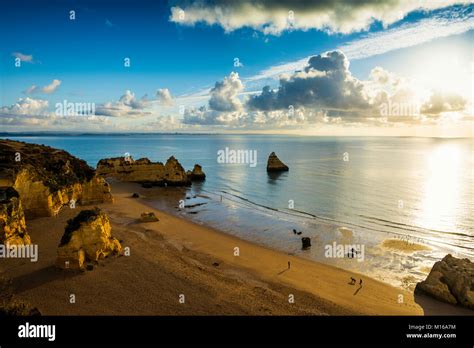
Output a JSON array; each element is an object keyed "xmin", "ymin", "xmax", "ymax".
[{"xmin": 5, "ymin": 134, "xmax": 474, "ymax": 288}]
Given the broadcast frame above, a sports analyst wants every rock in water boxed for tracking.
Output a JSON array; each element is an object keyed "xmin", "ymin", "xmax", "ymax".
[
  {"xmin": 0, "ymin": 140, "xmax": 113, "ymax": 219},
  {"xmin": 57, "ymin": 208, "xmax": 122, "ymax": 270},
  {"xmin": 96, "ymin": 155, "xmax": 193, "ymax": 186},
  {"xmin": 302, "ymin": 237, "xmax": 311, "ymax": 249},
  {"xmin": 0, "ymin": 187, "xmax": 31, "ymax": 245},
  {"xmin": 415, "ymin": 254, "xmax": 474, "ymax": 309},
  {"xmin": 187, "ymin": 164, "xmax": 206, "ymax": 181},
  {"xmin": 266, "ymin": 152, "xmax": 289, "ymax": 172},
  {"xmin": 140, "ymin": 212, "xmax": 159, "ymax": 222}
]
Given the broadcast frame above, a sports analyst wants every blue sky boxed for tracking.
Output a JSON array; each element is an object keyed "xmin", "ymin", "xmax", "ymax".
[{"xmin": 0, "ymin": 0, "xmax": 473, "ymax": 135}]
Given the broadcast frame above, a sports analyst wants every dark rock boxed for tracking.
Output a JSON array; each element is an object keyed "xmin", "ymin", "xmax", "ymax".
[
  {"xmin": 302, "ymin": 237, "xmax": 311, "ymax": 249},
  {"xmin": 267, "ymin": 152, "xmax": 289, "ymax": 172},
  {"xmin": 131, "ymin": 193, "xmax": 140, "ymax": 198}
]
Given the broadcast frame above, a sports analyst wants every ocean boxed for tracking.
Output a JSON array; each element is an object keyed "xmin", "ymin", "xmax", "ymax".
[{"xmin": 5, "ymin": 134, "xmax": 474, "ymax": 289}]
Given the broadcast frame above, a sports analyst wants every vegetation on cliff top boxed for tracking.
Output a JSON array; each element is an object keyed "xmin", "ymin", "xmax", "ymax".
[{"xmin": 0, "ymin": 139, "xmax": 95, "ymax": 191}]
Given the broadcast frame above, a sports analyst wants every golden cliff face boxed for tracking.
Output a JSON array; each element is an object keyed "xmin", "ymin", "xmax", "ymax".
[
  {"xmin": 57, "ymin": 208, "xmax": 122, "ymax": 270},
  {"xmin": 97, "ymin": 155, "xmax": 192, "ymax": 186},
  {"xmin": 0, "ymin": 140, "xmax": 113, "ymax": 220},
  {"xmin": 0, "ymin": 187, "xmax": 31, "ymax": 245}
]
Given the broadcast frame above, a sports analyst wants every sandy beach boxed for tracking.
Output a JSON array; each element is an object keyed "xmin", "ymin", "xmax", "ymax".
[{"xmin": 1, "ymin": 181, "xmax": 471, "ymax": 316}]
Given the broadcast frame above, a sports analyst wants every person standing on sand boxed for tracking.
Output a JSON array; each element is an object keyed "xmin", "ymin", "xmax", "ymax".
[{"xmin": 288, "ymin": 261, "xmax": 291, "ymax": 269}]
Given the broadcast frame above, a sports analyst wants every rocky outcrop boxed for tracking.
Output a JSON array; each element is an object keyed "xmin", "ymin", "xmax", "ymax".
[
  {"xmin": 57, "ymin": 208, "xmax": 122, "ymax": 270},
  {"xmin": 0, "ymin": 187, "xmax": 31, "ymax": 245},
  {"xmin": 301, "ymin": 237, "xmax": 311, "ymax": 250},
  {"xmin": 187, "ymin": 164, "xmax": 206, "ymax": 181},
  {"xmin": 415, "ymin": 254, "xmax": 474, "ymax": 309},
  {"xmin": 267, "ymin": 152, "xmax": 289, "ymax": 172},
  {"xmin": 0, "ymin": 140, "xmax": 113, "ymax": 219},
  {"xmin": 96, "ymin": 155, "xmax": 193, "ymax": 186},
  {"xmin": 140, "ymin": 212, "xmax": 159, "ymax": 222}
]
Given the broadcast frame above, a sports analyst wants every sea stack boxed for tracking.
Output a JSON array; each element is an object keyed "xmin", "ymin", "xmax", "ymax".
[
  {"xmin": 415, "ymin": 254, "xmax": 474, "ymax": 309},
  {"xmin": 57, "ymin": 207, "xmax": 122, "ymax": 270},
  {"xmin": 187, "ymin": 164, "xmax": 206, "ymax": 181},
  {"xmin": 266, "ymin": 152, "xmax": 289, "ymax": 172}
]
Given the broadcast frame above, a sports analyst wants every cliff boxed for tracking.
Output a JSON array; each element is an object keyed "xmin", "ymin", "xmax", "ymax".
[
  {"xmin": 0, "ymin": 140, "xmax": 113, "ymax": 219},
  {"xmin": 96, "ymin": 155, "xmax": 198, "ymax": 186},
  {"xmin": 0, "ymin": 187, "xmax": 31, "ymax": 245},
  {"xmin": 415, "ymin": 254, "xmax": 474, "ymax": 309}
]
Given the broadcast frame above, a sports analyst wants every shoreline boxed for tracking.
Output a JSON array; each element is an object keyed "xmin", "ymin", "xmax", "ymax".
[
  {"xmin": 1, "ymin": 181, "xmax": 471, "ymax": 315},
  {"xmin": 104, "ymin": 181, "xmax": 470, "ymax": 315}
]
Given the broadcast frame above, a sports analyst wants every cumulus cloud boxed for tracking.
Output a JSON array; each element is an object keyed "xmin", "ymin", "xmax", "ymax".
[
  {"xmin": 169, "ymin": 0, "xmax": 468, "ymax": 35},
  {"xmin": 0, "ymin": 97, "xmax": 108, "ymax": 129},
  {"xmin": 25, "ymin": 79, "xmax": 62, "ymax": 94},
  {"xmin": 421, "ymin": 91, "xmax": 467, "ymax": 115},
  {"xmin": 247, "ymin": 50, "xmax": 369, "ymax": 112},
  {"xmin": 208, "ymin": 72, "xmax": 244, "ymax": 112},
  {"xmin": 95, "ymin": 90, "xmax": 151, "ymax": 117},
  {"xmin": 0, "ymin": 97, "xmax": 49, "ymax": 115},
  {"xmin": 183, "ymin": 50, "xmax": 470, "ymax": 129},
  {"xmin": 182, "ymin": 72, "xmax": 247, "ymax": 126},
  {"xmin": 156, "ymin": 88, "xmax": 174, "ymax": 106}
]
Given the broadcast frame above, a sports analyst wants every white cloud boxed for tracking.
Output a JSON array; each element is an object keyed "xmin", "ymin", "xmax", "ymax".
[
  {"xmin": 95, "ymin": 90, "xmax": 151, "ymax": 117},
  {"xmin": 170, "ymin": 0, "xmax": 470, "ymax": 35},
  {"xmin": 183, "ymin": 50, "xmax": 470, "ymax": 129},
  {"xmin": 156, "ymin": 88, "xmax": 174, "ymax": 106},
  {"xmin": 245, "ymin": 6, "xmax": 474, "ymax": 84},
  {"xmin": 0, "ymin": 97, "xmax": 49, "ymax": 115},
  {"xmin": 25, "ymin": 79, "xmax": 62, "ymax": 94},
  {"xmin": 208, "ymin": 72, "xmax": 244, "ymax": 112},
  {"xmin": 42, "ymin": 79, "xmax": 61, "ymax": 94}
]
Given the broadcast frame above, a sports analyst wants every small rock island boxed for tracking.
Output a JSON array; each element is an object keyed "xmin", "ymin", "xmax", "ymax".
[{"xmin": 266, "ymin": 152, "xmax": 289, "ymax": 172}]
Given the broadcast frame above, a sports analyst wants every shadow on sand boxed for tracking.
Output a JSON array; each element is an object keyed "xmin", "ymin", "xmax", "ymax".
[
  {"xmin": 11, "ymin": 265, "xmax": 79, "ymax": 294},
  {"xmin": 413, "ymin": 291, "xmax": 473, "ymax": 315},
  {"xmin": 353, "ymin": 285, "xmax": 363, "ymax": 296},
  {"xmin": 277, "ymin": 268, "xmax": 289, "ymax": 276}
]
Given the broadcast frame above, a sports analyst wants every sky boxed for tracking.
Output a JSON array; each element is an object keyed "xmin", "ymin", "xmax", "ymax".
[{"xmin": 0, "ymin": 0, "xmax": 473, "ymax": 136}]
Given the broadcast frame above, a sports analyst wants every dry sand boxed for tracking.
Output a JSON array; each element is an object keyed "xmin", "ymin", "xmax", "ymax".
[{"xmin": 1, "ymin": 181, "xmax": 471, "ymax": 316}]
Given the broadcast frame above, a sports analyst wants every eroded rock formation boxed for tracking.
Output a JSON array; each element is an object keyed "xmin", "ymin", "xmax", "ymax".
[
  {"xmin": 267, "ymin": 152, "xmax": 289, "ymax": 172},
  {"xmin": 187, "ymin": 164, "xmax": 206, "ymax": 181},
  {"xmin": 96, "ymin": 155, "xmax": 193, "ymax": 186},
  {"xmin": 0, "ymin": 140, "xmax": 113, "ymax": 219},
  {"xmin": 0, "ymin": 187, "xmax": 31, "ymax": 245},
  {"xmin": 57, "ymin": 208, "xmax": 122, "ymax": 270},
  {"xmin": 415, "ymin": 254, "xmax": 474, "ymax": 309}
]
